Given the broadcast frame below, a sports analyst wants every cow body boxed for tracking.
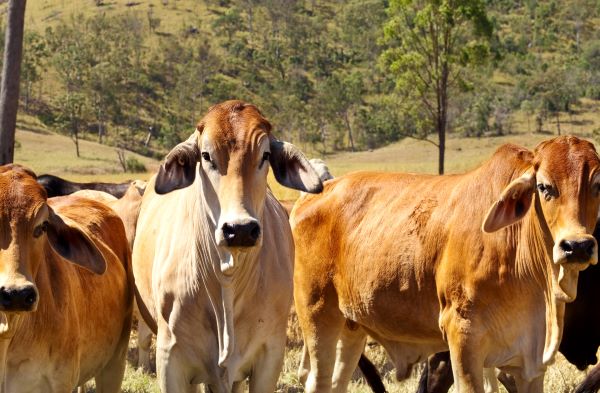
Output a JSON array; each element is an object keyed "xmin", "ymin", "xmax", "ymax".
[
  {"xmin": 0, "ymin": 166, "xmax": 133, "ymax": 393},
  {"xmin": 291, "ymin": 137, "xmax": 600, "ymax": 393},
  {"xmin": 133, "ymin": 100, "xmax": 322, "ymax": 392},
  {"xmin": 37, "ymin": 174, "xmax": 132, "ymax": 198}
]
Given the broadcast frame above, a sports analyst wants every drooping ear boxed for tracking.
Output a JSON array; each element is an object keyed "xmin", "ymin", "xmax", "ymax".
[
  {"xmin": 47, "ymin": 209, "xmax": 107, "ymax": 274},
  {"xmin": 155, "ymin": 132, "xmax": 200, "ymax": 194},
  {"xmin": 482, "ymin": 169, "xmax": 536, "ymax": 233},
  {"xmin": 269, "ymin": 136, "xmax": 323, "ymax": 194}
]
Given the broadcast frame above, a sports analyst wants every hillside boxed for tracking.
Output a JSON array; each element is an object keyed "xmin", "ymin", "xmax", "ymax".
[
  {"xmin": 14, "ymin": 114, "xmax": 159, "ymax": 182},
  {"xmin": 1, "ymin": 0, "xmax": 597, "ymax": 165}
]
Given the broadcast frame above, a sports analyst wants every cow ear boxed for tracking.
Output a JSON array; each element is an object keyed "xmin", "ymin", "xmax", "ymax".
[
  {"xmin": 155, "ymin": 133, "xmax": 200, "ymax": 194},
  {"xmin": 482, "ymin": 170, "xmax": 535, "ymax": 233},
  {"xmin": 269, "ymin": 137, "xmax": 323, "ymax": 194},
  {"xmin": 47, "ymin": 209, "xmax": 107, "ymax": 274}
]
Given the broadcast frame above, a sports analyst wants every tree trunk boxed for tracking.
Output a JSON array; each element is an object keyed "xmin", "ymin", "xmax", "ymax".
[
  {"xmin": 556, "ymin": 112, "xmax": 561, "ymax": 136},
  {"xmin": 344, "ymin": 110, "xmax": 355, "ymax": 152},
  {"xmin": 0, "ymin": 0, "xmax": 27, "ymax": 165}
]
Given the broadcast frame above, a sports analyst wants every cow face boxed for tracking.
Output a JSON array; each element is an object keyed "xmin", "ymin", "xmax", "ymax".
[
  {"xmin": 483, "ymin": 136, "xmax": 600, "ymax": 299},
  {"xmin": 154, "ymin": 101, "xmax": 322, "ymax": 270},
  {"xmin": 0, "ymin": 166, "xmax": 106, "ymax": 331}
]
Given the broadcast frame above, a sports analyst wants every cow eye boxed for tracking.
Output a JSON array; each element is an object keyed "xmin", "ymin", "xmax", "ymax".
[
  {"xmin": 537, "ymin": 183, "xmax": 555, "ymax": 201},
  {"xmin": 201, "ymin": 152, "xmax": 211, "ymax": 162},
  {"xmin": 592, "ymin": 183, "xmax": 600, "ymax": 197},
  {"xmin": 33, "ymin": 221, "xmax": 48, "ymax": 238},
  {"xmin": 259, "ymin": 152, "xmax": 270, "ymax": 169}
]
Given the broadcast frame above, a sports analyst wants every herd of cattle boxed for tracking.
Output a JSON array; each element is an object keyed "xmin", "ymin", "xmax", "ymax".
[{"xmin": 2, "ymin": 99, "xmax": 600, "ymax": 393}]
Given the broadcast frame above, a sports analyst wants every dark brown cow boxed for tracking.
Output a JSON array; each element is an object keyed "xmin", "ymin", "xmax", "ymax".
[
  {"xmin": 37, "ymin": 173, "xmax": 133, "ymax": 198},
  {"xmin": 291, "ymin": 137, "xmax": 600, "ymax": 393}
]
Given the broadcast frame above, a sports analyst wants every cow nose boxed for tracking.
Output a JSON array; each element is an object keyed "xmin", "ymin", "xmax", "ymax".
[
  {"xmin": 559, "ymin": 238, "xmax": 596, "ymax": 262},
  {"xmin": 222, "ymin": 221, "xmax": 261, "ymax": 247},
  {"xmin": 0, "ymin": 285, "xmax": 37, "ymax": 312}
]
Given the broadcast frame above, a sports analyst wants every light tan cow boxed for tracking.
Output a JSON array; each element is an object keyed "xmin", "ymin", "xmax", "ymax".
[
  {"xmin": 0, "ymin": 165, "xmax": 133, "ymax": 392},
  {"xmin": 291, "ymin": 136, "xmax": 600, "ymax": 393},
  {"xmin": 133, "ymin": 100, "xmax": 323, "ymax": 392}
]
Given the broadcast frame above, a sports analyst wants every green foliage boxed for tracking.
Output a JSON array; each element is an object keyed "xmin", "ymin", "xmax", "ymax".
[
  {"xmin": 125, "ymin": 156, "xmax": 146, "ymax": 173},
  {"xmin": 12, "ymin": 0, "xmax": 600, "ymax": 160},
  {"xmin": 381, "ymin": 0, "xmax": 493, "ymax": 173}
]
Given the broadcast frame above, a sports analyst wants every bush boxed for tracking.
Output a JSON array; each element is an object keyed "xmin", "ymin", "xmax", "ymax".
[{"xmin": 126, "ymin": 157, "xmax": 146, "ymax": 173}]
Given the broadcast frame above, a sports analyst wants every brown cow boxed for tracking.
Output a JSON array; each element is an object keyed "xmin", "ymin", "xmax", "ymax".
[
  {"xmin": 72, "ymin": 182, "xmax": 152, "ymax": 372},
  {"xmin": 0, "ymin": 165, "xmax": 133, "ymax": 392},
  {"xmin": 291, "ymin": 136, "xmax": 600, "ymax": 393}
]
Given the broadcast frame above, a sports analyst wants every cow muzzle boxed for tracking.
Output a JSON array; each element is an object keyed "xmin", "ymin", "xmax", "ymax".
[
  {"xmin": 0, "ymin": 284, "xmax": 38, "ymax": 312},
  {"xmin": 217, "ymin": 219, "xmax": 261, "ymax": 248},
  {"xmin": 554, "ymin": 234, "xmax": 597, "ymax": 265}
]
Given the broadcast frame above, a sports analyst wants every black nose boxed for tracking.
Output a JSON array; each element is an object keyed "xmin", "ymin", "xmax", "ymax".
[
  {"xmin": 222, "ymin": 221, "xmax": 261, "ymax": 247},
  {"xmin": 560, "ymin": 239, "xmax": 596, "ymax": 262},
  {"xmin": 0, "ymin": 286, "xmax": 37, "ymax": 312}
]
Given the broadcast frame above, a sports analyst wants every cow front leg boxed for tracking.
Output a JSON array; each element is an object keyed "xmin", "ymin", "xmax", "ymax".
[
  {"xmin": 512, "ymin": 373, "xmax": 543, "ymax": 393},
  {"xmin": 445, "ymin": 320, "xmax": 485, "ymax": 393},
  {"xmin": 137, "ymin": 317, "xmax": 154, "ymax": 372},
  {"xmin": 248, "ymin": 332, "xmax": 287, "ymax": 393},
  {"xmin": 332, "ymin": 322, "xmax": 367, "ymax": 393},
  {"xmin": 156, "ymin": 330, "xmax": 197, "ymax": 393}
]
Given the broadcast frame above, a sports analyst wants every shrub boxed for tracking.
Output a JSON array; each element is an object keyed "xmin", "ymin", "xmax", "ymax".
[{"xmin": 126, "ymin": 157, "xmax": 146, "ymax": 173}]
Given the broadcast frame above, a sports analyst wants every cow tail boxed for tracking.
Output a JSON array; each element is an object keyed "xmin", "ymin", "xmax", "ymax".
[
  {"xmin": 575, "ymin": 364, "xmax": 600, "ymax": 393},
  {"xmin": 134, "ymin": 285, "xmax": 158, "ymax": 334},
  {"xmin": 358, "ymin": 353, "xmax": 387, "ymax": 393}
]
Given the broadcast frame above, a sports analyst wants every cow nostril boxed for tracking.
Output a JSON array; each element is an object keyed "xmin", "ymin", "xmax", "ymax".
[
  {"xmin": 583, "ymin": 239, "xmax": 595, "ymax": 258},
  {"xmin": 222, "ymin": 224, "xmax": 236, "ymax": 240},
  {"xmin": 23, "ymin": 288, "xmax": 36, "ymax": 306},
  {"xmin": 250, "ymin": 223, "xmax": 260, "ymax": 241},
  {"xmin": 0, "ymin": 288, "xmax": 10, "ymax": 307},
  {"xmin": 560, "ymin": 240, "xmax": 574, "ymax": 255}
]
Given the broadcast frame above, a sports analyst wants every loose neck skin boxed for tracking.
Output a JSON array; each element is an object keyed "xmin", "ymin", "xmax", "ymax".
[
  {"xmin": 517, "ymin": 192, "xmax": 566, "ymax": 366},
  {"xmin": 180, "ymin": 167, "xmax": 265, "ymax": 381}
]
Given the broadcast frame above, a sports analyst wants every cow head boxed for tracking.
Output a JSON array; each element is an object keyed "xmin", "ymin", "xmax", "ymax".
[
  {"xmin": 154, "ymin": 100, "xmax": 322, "ymax": 274},
  {"xmin": 483, "ymin": 136, "xmax": 600, "ymax": 299},
  {"xmin": 0, "ymin": 166, "xmax": 106, "ymax": 336}
]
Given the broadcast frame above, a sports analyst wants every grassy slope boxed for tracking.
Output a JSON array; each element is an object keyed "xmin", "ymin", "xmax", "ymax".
[{"xmin": 14, "ymin": 115, "xmax": 159, "ymax": 182}]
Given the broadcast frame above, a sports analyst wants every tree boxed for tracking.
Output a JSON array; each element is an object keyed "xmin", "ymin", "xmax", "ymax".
[
  {"xmin": 21, "ymin": 32, "xmax": 48, "ymax": 112},
  {"xmin": 381, "ymin": 0, "xmax": 492, "ymax": 174},
  {"xmin": 0, "ymin": 0, "xmax": 27, "ymax": 165}
]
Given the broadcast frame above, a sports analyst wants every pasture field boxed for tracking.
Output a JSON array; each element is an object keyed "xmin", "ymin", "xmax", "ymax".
[{"xmin": 12, "ymin": 116, "xmax": 599, "ymax": 392}]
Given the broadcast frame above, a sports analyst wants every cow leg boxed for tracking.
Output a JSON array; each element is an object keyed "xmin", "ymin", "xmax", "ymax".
[
  {"xmin": 512, "ymin": 374, "xmax": 543, "ymax": 393},
  {"xmin": 482, "ymin": 368, "xmax": 498, "ymax": 393},
  {"xmin": 156, "ymin": 331, "xmax": 197, "ymax": 393},
  {"xmin": 137, "ymin": 318, "xmax": 154, "ymax": 372},
  {"xmin": 248, "ymin": 332, "xmax": 287, "ymax": 393},
  {"xmin": 94, "ymin": 328, "xmax": 130, "ymax": 393},
  {"xmin": 296, "ymin": 300, "xmax": 345, "ymax": 393},
  {"xmin": 331, "ymin": 323, "xmax": 367, "ymax": 393},
  {"xmin": 299, "ymin": 343, "xmax": 311, "ymax": 385},
  {"xmin": 446, "ymin": 329, "xmax": 485, "ymax": 393}
]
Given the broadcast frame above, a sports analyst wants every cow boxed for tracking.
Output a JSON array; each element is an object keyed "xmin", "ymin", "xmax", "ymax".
[
  {"xmin": 132, "ymin": 100, "xmax": 323, "ymax": 393},
  {"xmin": 71, "ymin": 182, "xmax": 152, "ymax": 372},
  {"xmin": 0, "ymin": 165, "xmax": 133, "ymax": 392},
  {"xmin": 37, "ymin": 173, "xmax": 133, "ymax": 198},
  {"xmin": 291, "ymin": 136, "xmax": 600, "ymax": 393},
  {"xmin": 413, "ymin": 219, "xmax": 600, "ymax": 393}
]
